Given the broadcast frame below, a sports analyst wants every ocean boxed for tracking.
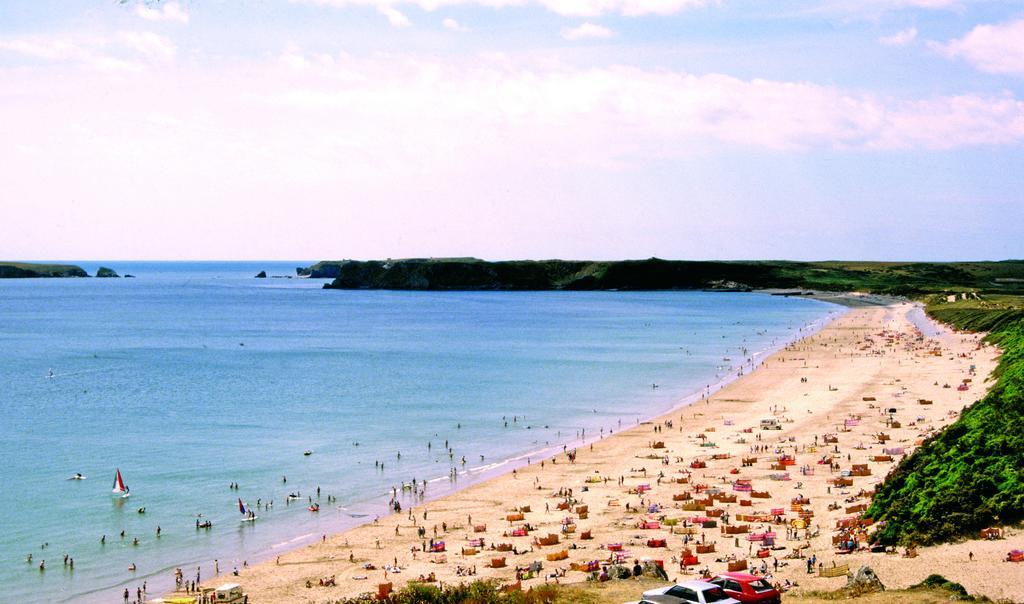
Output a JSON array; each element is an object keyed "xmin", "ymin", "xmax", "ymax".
[{"xmin": 0, "ymin": 262, "xmax": 842, "ymax": 602}]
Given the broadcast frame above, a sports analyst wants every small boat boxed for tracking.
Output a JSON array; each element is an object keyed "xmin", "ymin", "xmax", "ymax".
[
  {"xmin": 308, "ymin": 503, "xmax": 320, "ymax": 512},
  {"xmin": 238, "ymin": 498, "xmax": 257, "ymax": 523},
  {"xmin": 304, "ymin": 450, "xmax": 312, "ymax": 456},
  {"xmin": 68, "ymin": 473, "xmax": 86, "ymax": 480},
  {"xmin": 112, "ymin": 469, "xmax": 130, "ymax": 498},
  {"xmin": 286, "ymin": 493, "xmax": 300, "ymax": 500}
]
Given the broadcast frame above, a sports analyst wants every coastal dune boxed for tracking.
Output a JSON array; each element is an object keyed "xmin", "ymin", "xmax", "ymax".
[{"xmin": 177, "ymin": 300, "xmax": 1016, "ymax": 602}]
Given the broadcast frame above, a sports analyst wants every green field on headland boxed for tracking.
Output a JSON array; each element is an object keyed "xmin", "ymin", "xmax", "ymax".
[
  {"xmin": 866, "ymin": 294, "xmax": 1024, "ymax": 545},
  {"xmin": 301, "ymin": 258, "xmax": 1024, "ymax": 295}
]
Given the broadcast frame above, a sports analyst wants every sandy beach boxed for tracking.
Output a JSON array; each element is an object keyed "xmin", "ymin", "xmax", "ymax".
[{"xmin": 169, "ymin": 298, "xmax": 1020, "ymax": 602}]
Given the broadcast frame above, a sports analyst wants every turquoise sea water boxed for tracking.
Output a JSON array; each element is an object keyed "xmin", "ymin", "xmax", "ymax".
[{"xmin": 0, "ymin": 262, "xmax": 842, "ymax": 602}]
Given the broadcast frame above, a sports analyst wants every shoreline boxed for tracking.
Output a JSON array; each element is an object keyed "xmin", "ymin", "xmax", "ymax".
[
  {"xmin": 139, "ymin": 293, "xmax": 847, "ymax": 603},
  {"xmin": 195, "ymin": 297, "xmax": 1018, "ymax": 602}
]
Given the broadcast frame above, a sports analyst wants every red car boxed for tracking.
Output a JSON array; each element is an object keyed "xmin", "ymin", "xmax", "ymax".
[{"xmin": 709, "ymin": 572, "xmax": 781, "ymax": 604}]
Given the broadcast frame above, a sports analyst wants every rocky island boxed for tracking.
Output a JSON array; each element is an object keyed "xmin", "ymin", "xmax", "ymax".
[{"xmin": 0, "ymin": 262, "xmax": 89, "ymax": 278}]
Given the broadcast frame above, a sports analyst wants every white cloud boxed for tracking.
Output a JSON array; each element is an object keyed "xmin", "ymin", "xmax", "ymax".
[
  {"xmin": 806, "ymin": 0, "xmax": 963, "ymax": 20},
  {"xmin": 4, "ymin": 46, "xmax": 1024, "ymax": 214},
  {"xmin": 879, "ymin": 27, "xmax": 917, "ymax": 46},
  {"xmin": 378, "ymin": 5, "xmax": 412, "ymax": 26},
  {"xmin": 0, "ymin": 31, "xmax": 175, "ymax": 71},
  {"xmin": 0, "ymin": 36, "xmax": 92, "ymax": 62},
  {"xmin": 562, "ymin": 22, "xmax": 614, "ymax": 40},
  {"xmin": 442, "ymin": 17, "xmax": 468, "ymax": 31},
  {"xmin": 294, "ymin": 0, "xmax": 710, "ymax": 17},
  {"xmin": 3, "ymin": 45, "xmax": 1023, "ymax": 259},
  {"xmin": 134, "ymin": 1, "xmax": 189, "ymax": 24},
  {"xmin": 933, "ymin": 19, "xmax": 1024, "ymax": 76},
  {"xmin": 118, "ymin": 31, "xmax": 177, "ymax": 61},
  {"xmin": 259, "ymin": 50, "xmax": 1024, "ymax": 152},
  {"xmin": 541, "ymin": 0, "xmax": 709, "ymax": 16}
]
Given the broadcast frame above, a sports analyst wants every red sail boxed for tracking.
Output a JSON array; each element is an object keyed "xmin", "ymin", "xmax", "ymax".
[{"xmin": 112, "ymin": 469, "xmax": 127, "ymax": 493}]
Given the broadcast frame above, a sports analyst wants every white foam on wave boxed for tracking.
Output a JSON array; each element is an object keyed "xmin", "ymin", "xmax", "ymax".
[{"xmin": 271, "ymin": 533, "xmax": 316, "ymax": 549}]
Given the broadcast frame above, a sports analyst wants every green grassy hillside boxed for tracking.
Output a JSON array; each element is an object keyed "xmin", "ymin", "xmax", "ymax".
[
  {"xmin": 301, "ymin": 258, "xmax": 1024, "ymax": 294},
  {"xmin": 865, "ymin": 295, "xmax": 1024, "ymax": 545}
]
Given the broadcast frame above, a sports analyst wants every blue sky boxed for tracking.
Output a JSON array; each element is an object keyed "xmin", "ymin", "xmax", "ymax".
[{"xmin": 0, "ymin": 0, "xmax": 1022, "ymax": 260}]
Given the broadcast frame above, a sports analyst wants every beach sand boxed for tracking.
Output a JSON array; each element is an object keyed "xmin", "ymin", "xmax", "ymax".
[{"xmin": 169, "ymin": 299, "xmax": 1020, "ymax": 602}]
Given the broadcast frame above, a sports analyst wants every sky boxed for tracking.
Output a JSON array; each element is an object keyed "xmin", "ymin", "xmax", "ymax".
[{"xmin": 0, "ymin": 0, "xmax": 1022, "ymax": 261}]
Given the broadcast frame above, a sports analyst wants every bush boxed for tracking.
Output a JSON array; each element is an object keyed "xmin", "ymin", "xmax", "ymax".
[
  {"xmin": 330, "ymin": 580, "xmax": 563, "ymax": 604},
  {"xmin": 910, "ymin": 574, "xmax": 972, "ymax": 600}
]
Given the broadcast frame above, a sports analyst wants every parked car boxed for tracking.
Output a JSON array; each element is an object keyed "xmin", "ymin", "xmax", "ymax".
[
  {"xmin": 709, "ymin": 572, "xmax": 781, "ymax": 604},
  {"xmin": 642, "ymin": 580, "xmax": 740, "ymax": 604}
]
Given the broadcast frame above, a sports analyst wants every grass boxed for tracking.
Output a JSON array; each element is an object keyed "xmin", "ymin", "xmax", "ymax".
[
  {"xmin": 325, "ymin": 578, "xmax": 591, "ymax": 604},
  {"xmin": 324, "ymin": 576, "xmax": 993, "ymax": 604}
]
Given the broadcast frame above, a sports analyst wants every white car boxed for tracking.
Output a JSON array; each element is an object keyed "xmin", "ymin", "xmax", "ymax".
[{"xmin": 641, "ymin": 580, "xmax": 741, "ymax": 604}]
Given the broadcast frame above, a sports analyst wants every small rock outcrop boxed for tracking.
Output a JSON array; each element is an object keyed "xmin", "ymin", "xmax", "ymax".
[
  {"xmin": 845, "ymin": 566, "xmax": 885, "ymax": 594},
  {"xmin": 255, "ymin": 271, "xmax": 267, "ymax": 278},
  {"xmin": 642, "ymin": 560, "xmax": 669, "ymax": 580},
  {"xmin": 95, "ymin": 267, "xmax": 120, "ymax": 278},
  {"xmin": 124, "ymin": 274, "xmax": 136, "ymax": 278},
  {"xmin": 606, "ymin": 564, "xmax": 632, "ymax": 580}
]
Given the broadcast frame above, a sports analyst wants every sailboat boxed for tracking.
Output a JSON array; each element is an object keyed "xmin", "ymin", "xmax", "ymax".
[
  {"xmin": 238, "ymin": 498, "xmax": 257, "ymax": 523},
  {"xmin": 112, "ymin": 469, "xmax": 130, "ymax": 498}
]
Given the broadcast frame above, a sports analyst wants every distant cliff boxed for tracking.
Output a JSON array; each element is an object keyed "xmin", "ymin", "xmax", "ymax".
[
  {"xmin": 0, "ymin": 262, "xmax": 89, "ymax": 278},
  {"xmin": 300, "ymin": 258, "xmax": 1024, "ymax": 295}
]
